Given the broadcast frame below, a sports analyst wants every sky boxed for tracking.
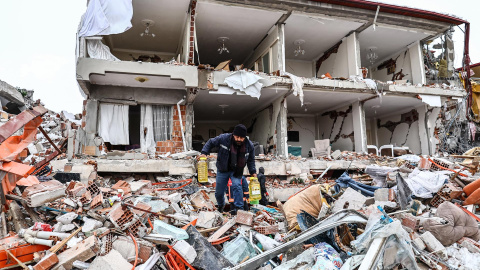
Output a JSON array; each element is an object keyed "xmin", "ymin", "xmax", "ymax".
[{"xmin": 0, "ymin": 0, "xmax": 478, "ymax": 114}]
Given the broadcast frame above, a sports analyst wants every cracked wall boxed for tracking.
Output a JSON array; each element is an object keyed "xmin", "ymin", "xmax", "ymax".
[
  {"xmin": 316, "ymin": 105, "xmax": 354, "ymax": 151},
  {"xmin": 377, "ymin": 109, "xmax": 421, "ymax": 154}
]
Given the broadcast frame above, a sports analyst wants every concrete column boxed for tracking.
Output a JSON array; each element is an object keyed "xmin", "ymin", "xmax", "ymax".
[
  {"xmin": 276, "ymin": 99, "xmax": 288, "ymax": 156},
  {"xmin": 408, "ymin": 41, "xmax": 426, "ymax": 85},
  {"xmin": 277, "ymin": 24, "xmax": 286, "ymax": 72},
  {"xmin": 417, "ymin": 104, "xmax": 430, "ymax": 155},
  {"xmin": 85, "ymin": 99, "xmax": 98, "ymax": 135},
  {"xmin": 352, "ymin": 101, "xmax": 367, "ymax": 153},
  {"xmin": 67, "ymin": 128, "xmax": 75, "ymax": 161},
  {"xmin": 346, "ymin": 32, "xmax": 361, "ymax": 77},
  {"xmin": 185, "ymin": 104, "xmax": 194, "ymax": 150}
]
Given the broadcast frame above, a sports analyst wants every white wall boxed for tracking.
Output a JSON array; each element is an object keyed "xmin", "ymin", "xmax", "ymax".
[
  {"xmin": 287, "ymin": 116, "xmax": 316, "ymax": 156},
  {"xmin": 315, "ymin": 105, "xmax": 354, "ymax": 151},
  {"xmin": 286, "ymin": 60, "xmax": 313, "ymax": 78},
  {"xmin": 376, "ymin": 109, "xmax": 421, "ymax": 154},
  {"xmin": 316, "ymin": 40, "xmax": 349, "ymax": 78},
  {"xmin": 371, "ymin": 48, "xmax": 413, "ymax": 83}
]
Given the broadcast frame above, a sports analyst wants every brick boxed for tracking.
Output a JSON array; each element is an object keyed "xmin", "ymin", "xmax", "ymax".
[
  {"xmin": 23, "ymin": 180, "xmax": 66, "ymax": 207},
  {"xmin": 33, "ymin": 253, "xmax": 58, "ymax": 270},
  {"xmin": 457, "ymin": 237, "xmax": 480, "ymax": 253},
  {"xmin": 401, "ymin": 213, "xmax": 418, "ymax": 230}
]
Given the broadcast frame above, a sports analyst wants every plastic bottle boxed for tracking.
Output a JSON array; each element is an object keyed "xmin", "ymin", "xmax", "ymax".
[
  {"xmin": 249, "ymin": 177, "xmax": 261, "ymax": 204},
  {"xmin": 197, "ymin": 157, "xmax": 208, "ymax": 183}
]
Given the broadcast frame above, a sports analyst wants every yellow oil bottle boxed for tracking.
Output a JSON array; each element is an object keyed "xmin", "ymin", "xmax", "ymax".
[
  {"xmin": 197, "ymin": 157, "xmax": 208, "ymax": 183},
  {"xmin": 249, "ymin": 177, "xmax": 261, "ymax": 204}
]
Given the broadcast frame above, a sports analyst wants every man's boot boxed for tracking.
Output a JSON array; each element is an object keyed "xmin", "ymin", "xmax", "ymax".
[
  {"xmin": 230, "ymin": 207, "xmax": 238, "ymax": 216},
  {"xmin": 218, "ymin": 204, "xmax": 225, "ymax": 213},
  {"xmin": 243, "ymin": 200, "xmax": 250, "ymax": 211}
]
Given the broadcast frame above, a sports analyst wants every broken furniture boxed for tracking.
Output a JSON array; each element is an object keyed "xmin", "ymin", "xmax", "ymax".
[{"xmin": 310, "ymin": 139, "xmax": 331, "ymax": 159}]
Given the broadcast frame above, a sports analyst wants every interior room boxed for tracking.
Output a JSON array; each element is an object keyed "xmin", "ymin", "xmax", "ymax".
[
  {"xmin": 283, "ymin": 13, "xmax": 363, "ymax": 78},
  {"xmin": 192, "ymin": 87, "xmax": 288, "ymax": 153},
  {"xmin": 358, "ymin": 25, "xmax": 431, "ymax": 82}
]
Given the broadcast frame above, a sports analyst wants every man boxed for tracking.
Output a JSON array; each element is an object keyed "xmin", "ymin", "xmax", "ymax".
[
  {"xmin": 258, "ymin": 167, "xmax": 269, "ymax": 206},
  {"xmin": 199, "ymin": 124, "xmax": 256, "ymax": 215}
]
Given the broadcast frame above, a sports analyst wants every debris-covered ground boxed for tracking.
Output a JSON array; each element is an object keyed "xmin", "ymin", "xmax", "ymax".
[{"xmin": 3, "ymin": 105, "xmax": 480, "ymax": 270}]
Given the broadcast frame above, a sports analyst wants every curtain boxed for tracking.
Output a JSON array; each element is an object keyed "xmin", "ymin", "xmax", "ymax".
[
  {"xmin": 98, "ymin": 103, "xmax": 129, "ymax": 145},
  {"xmin": 140, "ymin": 105, "xmax": 156, "ymax": 155},
  {"xmin": 78, "ymin": 0, "xmax": 133, "ymax": 37},
  {"xmin": 152, "ymin": 105, "xmax": 173, "ymax": 141},
  {"xmin": 87, "ymin": 39, "xmax": 120, "ymax": 61}
]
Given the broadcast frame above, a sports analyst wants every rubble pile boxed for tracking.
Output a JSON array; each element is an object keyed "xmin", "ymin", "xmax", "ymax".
[{"xmin": 4, "ymin": 106, "xmax": 480, "ymax": 269}]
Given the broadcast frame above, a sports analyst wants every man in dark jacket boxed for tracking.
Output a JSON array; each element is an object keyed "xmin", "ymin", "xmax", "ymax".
[
  {"xmin": 258, "ymin": 167, "xmax": 269, "ymax": 206},
  {"xmin": 199, "ymin": 124, "xmax": 256, "ymax": 215}
]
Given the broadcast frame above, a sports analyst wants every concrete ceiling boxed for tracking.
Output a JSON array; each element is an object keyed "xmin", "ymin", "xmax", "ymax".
[
  {"xmin": 90, "ymin": 72, "xmax": 186, "ymax": 89},
  {"xmin": 358, "ymin": 25, "xmax": 430, "ymax": 67},
  {"xmin": 284, "ymin": 14, "xmax": 363, "ymax": 61},
  {"xmin": 194, "ymin": 88, "xmax": 287, "ymax": 121},
  {"xmin": 109, "ymin": 0, "xmax": 190, "ymax": 53},
  {"xmin": 286, "ymin": 90, "xmax": 371, "ymax": 115},
  {"xmin": 195, "ymin": 2, "xmax": 284, "ymax": 66},
  {"xmin": 364, "ymin": 95, "xmax": 424, "ymax": 118}
]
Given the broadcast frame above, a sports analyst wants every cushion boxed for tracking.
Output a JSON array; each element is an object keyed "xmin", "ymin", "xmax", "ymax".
[
  {"xmin": 423, "ymin": 201, "xmax": 480, "ymax": 246},
  {"xmin": 283, "ymin": 185, "xmax": 323, "ymax": 229}
]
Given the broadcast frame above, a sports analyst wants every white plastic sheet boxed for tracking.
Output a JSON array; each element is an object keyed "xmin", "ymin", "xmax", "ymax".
[
  {"xmin": 98, "ymin": 103, "xmax": 129, "ymax": 145},
  {"xmin": 404, "ymin": 168, "xmax": 448, "ymax": 198},
  {"xmin": 140, "ymin": 105, "xmax": 155, "ymax": 156},
  {"xmin": 78, "ymin": 0, "xmax": 133, "ymax": 37},
  {"xmin": 223, "ymin": 70, "xmax": 264, "ymax": 99},
  {"xmin": 86, "ymin": 39, "xmax": 119, "ymax": 61},
  {"xmin": 281, "ymin": 71, "xmax": 304, "ymax": 106}
]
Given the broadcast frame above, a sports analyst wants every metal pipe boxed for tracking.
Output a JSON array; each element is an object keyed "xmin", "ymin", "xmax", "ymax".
[{"xmin": 177, "ymin": 98, "xmax": 187, "ymax": 152}]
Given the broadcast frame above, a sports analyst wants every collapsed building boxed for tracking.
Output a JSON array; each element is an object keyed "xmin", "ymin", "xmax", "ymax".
[{"xmin": 2, "ymin": 0, "xmax": 480, "ymax": 269}]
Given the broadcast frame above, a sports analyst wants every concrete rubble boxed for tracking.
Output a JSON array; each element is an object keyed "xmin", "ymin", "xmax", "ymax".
[{"xmin": 3, "ymin": 105, "xmax": 480, "ymax": 270}]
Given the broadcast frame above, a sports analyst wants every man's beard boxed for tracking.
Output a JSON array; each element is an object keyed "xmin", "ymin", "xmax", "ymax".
[{"xmin": 235, "ymin": 140, "xmax": 243, "ymax": 146}]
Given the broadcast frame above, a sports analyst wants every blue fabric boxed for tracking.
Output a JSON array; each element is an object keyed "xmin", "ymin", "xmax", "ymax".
[
  {"xmin": 216, "ymin": 171, "xmax": 244, "ymax": 209},
  {"xmin": 241, "ymin": 176, "xmax": 249, "ymax": 199},
  {"xmin": 201, "ymin": 133, "xmax": 256, "ymax": 175},
  {"xmin": 335, "ymin": 172, "xmax": 381, "ymax": 197}
]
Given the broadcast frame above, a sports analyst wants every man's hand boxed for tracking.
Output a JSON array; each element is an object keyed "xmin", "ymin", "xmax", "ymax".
[{"xmin": 197, "ymin": 154, "xmax": 206, "ymax": 161}]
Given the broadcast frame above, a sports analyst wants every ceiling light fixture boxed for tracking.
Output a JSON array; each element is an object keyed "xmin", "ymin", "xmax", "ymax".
[
  {"xmin": 219, "ymin": 104, "xmax": 229, "ymax": 114},
  {"xmin": 294, "ymin": 39, "xmax": 306, "ymax": 57},
  {"xmin": 140, "ymin": 19, "xmax": 155, "ymax": 37},
  {"xmin": 217, "ymin": 37, "xmax": 230, "ymax": 54},
  {"xmin": 366, "ymin": 47, "xmax": 378, "ymax": 65}
]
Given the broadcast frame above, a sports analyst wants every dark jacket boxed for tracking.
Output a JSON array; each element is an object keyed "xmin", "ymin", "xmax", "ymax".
[{"xmin": 201, "ymin": 133, "xmax": 256, "ymax": 175}]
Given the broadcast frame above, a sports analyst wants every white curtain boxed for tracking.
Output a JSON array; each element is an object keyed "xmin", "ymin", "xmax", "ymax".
[
  {"xmin": 78, "ymin": 0, "xmax": 133, "ymax": 37},
  {"xmin": 98, "ymin": 103, "xmax": 129, "ymax": 145},
  {"xmin": 153, "ymin": 105, "xmax": 173, "ymax": 141},
  {"xmin": 140, "ymin": 105, "xmax": 156, "ymax": 155},
  {"xmin": 87, "ymin": 39, "xmax": 120, "ymax": 61}
]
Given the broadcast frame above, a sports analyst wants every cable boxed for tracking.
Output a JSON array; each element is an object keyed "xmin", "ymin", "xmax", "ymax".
[{"xmin": 129, "ymin": 231, "xmax": 139, "ymax": 270}]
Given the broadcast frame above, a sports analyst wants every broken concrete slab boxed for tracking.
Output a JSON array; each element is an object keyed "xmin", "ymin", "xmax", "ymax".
[
  {"xmin": 196, "ymin": 211, "xmax": 217, "ymax": 229},
  {"xmin": 56, "ymin": 212, "xmax": 78, "ymax": 225},
  {"xmin": 23, "ymin": 180, "xmax": 66, "ymax": 207},
  {"xmin": 52, "ymin": 236, "xmax": 99, "ymax": 270},
  {"xmin": 173, "ymin": 240, "xmax": 197, "ymax": 264},
  {"xmin": 421, "ymin": 231, "xmax": 448, "ymax": 260},
  {"xmin": 33, "ymin": 252, "xmax": 58, "ymax": 270},
  {"xmin": 88, "ymin": 249, "xmax": 131, "ymax": 270},
  {"xmin": 106, "ymin": 151, "xmax": 148, "ymax": 160},
  {"xmin": 332, "ymin": 187, "xmax": 368, "ymax": 213}
]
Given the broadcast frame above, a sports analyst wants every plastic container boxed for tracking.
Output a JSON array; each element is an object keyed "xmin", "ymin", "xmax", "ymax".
[
  {"xmin": 249, "ymin": 177, "xmax": 261, "ymax": 204},
  {"xmin": 197, "ymin": 157, "xmax": 208, "ymax": 183}
]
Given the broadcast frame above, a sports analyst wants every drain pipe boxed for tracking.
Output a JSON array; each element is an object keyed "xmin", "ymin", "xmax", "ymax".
[
  {"xmin": 19, "ymin": 229, "xmax": 70, "ymax": 247},
  {"xmin": 177, "ymin": 97, "xmax": 187, "ymax": 152}
]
